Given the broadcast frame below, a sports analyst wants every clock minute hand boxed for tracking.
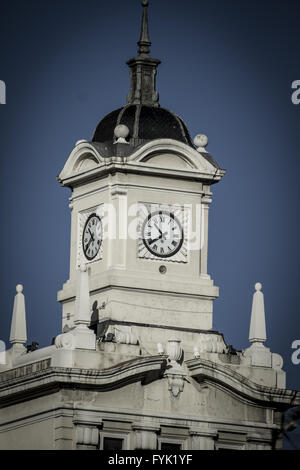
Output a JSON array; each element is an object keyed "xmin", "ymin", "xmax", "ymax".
[
  {"xmin": 154, "ymin": 222, "xmax": 163, "ymax": 236},
  {"xmin": 88, "ymin": 228, "xmax": 95, "ymax": 241},
  {"xmin": 86, "ymin": 236, "xmax": 93, "ymax": 250}
]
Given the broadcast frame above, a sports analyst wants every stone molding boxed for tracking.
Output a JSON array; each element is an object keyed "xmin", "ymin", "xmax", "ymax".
[
  {"xmin": 58, "ymin": 139, "xmax": 225, "ymax": 188},
  {"xmin": 0, "ymin": 356, "xmax": 167, "ymax": 407},
  {"xmin": 187, "ymin": 358, "xmax": 300, "ymax": 406},
  {"xmin": 76, "ymin": 425, "xmax": 99, "ymax": 447},
  {"xmin": 134, "ymin": 429, "xmax": 157, "ymax": 450}
]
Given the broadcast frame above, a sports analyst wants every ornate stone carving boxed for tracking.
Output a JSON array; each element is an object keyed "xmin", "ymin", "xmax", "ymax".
[
  {"xmin": 198, "ymin": 333, "xmax": 225, "ymax": 354},
  {"xmin": 167, "ymin": 339, "xmax": 182, "ymax": 363},
  {"xmin": 167, "ymin": 371, "xmax": 185, "ymax": 398},
  {"xmin": 55, "ymin": 332, "xmax": 75, "ymax": 350},
  {"xmin": 113, "ymin": 325, "xmax": 138, "ymax": 345},
  {"xmin": 164, "ymin": 338, "xmax": 186, "ymax": 397}
]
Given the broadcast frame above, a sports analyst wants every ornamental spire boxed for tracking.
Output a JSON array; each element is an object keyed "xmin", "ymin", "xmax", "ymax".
[
  {"xmin": 138, "ymin": 0, "xmax": 151, "ymax": 55},
  {"xmin": 249, "ymin": 282, "xmax": 267, "ymax": 344},
  {"xmin": 74, "ymin": 263, "xmax": 91, "ymax": 327},
  {"xmin": 10, "ymin": 284, "xmax": 27, "ymax": 352},
  {"xmin": 126, "ymin": 1, "xmax": 161, "ymax": 107}
]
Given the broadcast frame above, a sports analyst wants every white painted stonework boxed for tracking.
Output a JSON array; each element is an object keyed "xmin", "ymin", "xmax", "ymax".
[
  {"xmin": 0, "ymin": 3, "xmax": 299, "ymax": 451},
  {"xmin": 57, "ymin": 139, "xmax": 221, "ymax": 335},
  {"xmin": 0, "ymin": 136, "xmax": 298, "ymax": 449}
]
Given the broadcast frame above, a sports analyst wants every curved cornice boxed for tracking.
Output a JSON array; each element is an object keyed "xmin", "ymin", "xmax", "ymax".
[
  {"xmin": 127, "ymin": 139, "xmax": 215, "ymax": 170},
  {"xmin": 0, "ymin": 355, "xmax": 167, "ymax": 408},
  {"xmin": 187, "ymin": 358, "xmax": 300, "ymax": 407},
  {"xmin": 58, "ymin": 141, "xmax": 104, "ymax": 183},
  {"xmin": 58, "ymin": 139, "xmax": 225, "ymax": 188}
]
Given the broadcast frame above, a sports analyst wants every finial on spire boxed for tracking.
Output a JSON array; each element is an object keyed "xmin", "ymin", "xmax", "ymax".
[
  {"xmin": 73, "ymin": 264, "xmax": 96, "ymax": 350},
  {"xmin": 138, "ymin": 0, "xmax": 151, "ymax": 55},
  {"xmin": 10, "ymin": 283, "xmax": 27, "ymax": 351},
  {"xmin": 126, "ymin": 1, "xmax": 160, "ymax": 107},
  {"xmin": 249, "ymin": 282, "xmax": 267, "ymax": 344},
  {"xmin": 74, "ymin": 263, "xmax": 90, "ymax": 327}
]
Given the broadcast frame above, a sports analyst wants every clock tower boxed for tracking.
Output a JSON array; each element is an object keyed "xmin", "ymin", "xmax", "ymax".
[
  {"xmin": 57, "ymin": 1, "xmax": 225, "ymax": 354},
  {"xmin": 1, "ymin": 1, "xmax": 298, "ymax": 452}
]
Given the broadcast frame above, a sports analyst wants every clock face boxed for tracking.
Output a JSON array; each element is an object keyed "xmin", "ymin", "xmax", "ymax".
[
  {"xmin": 82, "ymin": 213, "xmax": 102, "ymax": 261},
  {"xmin": 142, "ymin": 211, "xmax": 183, "ymax": 258}
]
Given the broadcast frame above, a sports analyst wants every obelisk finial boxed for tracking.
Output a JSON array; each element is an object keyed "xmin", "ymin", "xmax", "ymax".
[
  {"xmin": 249, "ymin": 282, "xmax": 267, "ymax": 344},
  {"xmin": 138, "ymin": 0, "xmax": 151, "ymax": 55},
  {"xmin": 10, "ymin": 284, "xmax": 27, "ymax": 352}
]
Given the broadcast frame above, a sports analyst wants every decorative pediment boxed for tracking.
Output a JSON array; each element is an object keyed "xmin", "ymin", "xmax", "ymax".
[
  {"xmin": 127, "ymin": 139, "xmax": 220, "ymax": 176},
  {"xmin": 58, "ymin": 138, "xmax": 225, "ymax": 187},
  {"xmin": 141, "ymin": 153, "xmax": 192, "ymax": 170},
  {"xmin": 74, "ymin": 155, "xmax": 99, "ymax": 173},
  {"xmin": 58, "ymin": 140, "xmax": 104, "ymax": 184}
]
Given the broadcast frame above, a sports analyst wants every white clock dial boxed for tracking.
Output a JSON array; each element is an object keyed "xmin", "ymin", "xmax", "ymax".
[
  {"xmin": 142, "ymin": 211, "xmax": 183, "ymax": 258},
  {"xmin": 82, "ymin": 213, "xmax": 102, "ymax": 261}
]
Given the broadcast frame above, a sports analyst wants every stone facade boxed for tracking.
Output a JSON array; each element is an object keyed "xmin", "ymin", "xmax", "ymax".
[
  {"xmin": 0, "ymin": 1, "xmax": 299, "ymax": 450},
  {"xmin": 0, "ymin": 340, "xmax": 298, "ymax": 450}
]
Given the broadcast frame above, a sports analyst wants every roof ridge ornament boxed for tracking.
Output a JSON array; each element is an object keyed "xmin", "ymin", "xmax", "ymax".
[{"xmin": 126, "ymin": 1, "xmax": 161, "ymax": 107}]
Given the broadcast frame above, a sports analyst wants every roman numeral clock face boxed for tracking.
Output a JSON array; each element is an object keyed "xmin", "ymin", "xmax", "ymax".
[
  {"xmin": 82, "ymin": 213, "xmax": 102, "ymax": 261},
  {"xmin": 142, "ymin": 211, "xmax": 183, "ymax": 258}
]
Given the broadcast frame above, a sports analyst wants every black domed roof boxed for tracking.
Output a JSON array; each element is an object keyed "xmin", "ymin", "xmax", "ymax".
[
  {"xmin": 92, "ymin": 104, "xmax": 194, "ymax": 148},
  {"xmin": 92, "ymin": 3, "xmax": 195, "ymax": 152}
]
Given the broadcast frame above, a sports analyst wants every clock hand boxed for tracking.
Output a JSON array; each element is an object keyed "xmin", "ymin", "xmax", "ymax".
[
  {"xmin": 88, "ymin": 228, "xmax": 95, "ymax": 241},
  {"xmin": 148, "ymin": 231, "xmax": 168, "ymax": 245},
  {"xmin": 148, "ymin": 236, "xmax": 162, "ymax": 245},
  {"xmin": 86, "ymin": 236, "xmax": 93, "ymax": 250},
  {"xmin": 154, "ymin": 223, "xmax": 163, "ymax": 236}
]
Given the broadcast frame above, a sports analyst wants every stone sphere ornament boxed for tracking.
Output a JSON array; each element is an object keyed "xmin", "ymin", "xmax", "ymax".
[
  {"xmin": 194, "ymin": 133, "xmax": 208, "ymax": 152},
  {"xmin": 114, "ymin": 124, "xmax": 130, "ymax": 143}
]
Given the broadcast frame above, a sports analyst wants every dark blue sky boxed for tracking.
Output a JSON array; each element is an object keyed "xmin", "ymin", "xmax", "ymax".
[{"xmin": 0, "ymin": 0, "xmax": 299, "ymax": 404}]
